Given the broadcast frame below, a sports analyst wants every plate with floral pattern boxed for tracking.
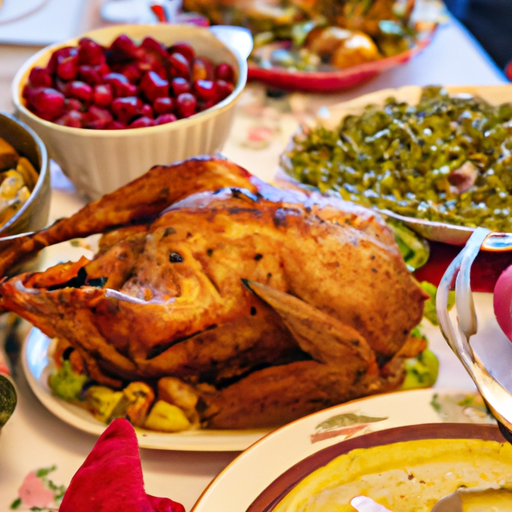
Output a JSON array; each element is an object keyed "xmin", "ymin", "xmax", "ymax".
[{"xmin": 191, "ymin": 388, "xmax": 495, "ymax": 512}]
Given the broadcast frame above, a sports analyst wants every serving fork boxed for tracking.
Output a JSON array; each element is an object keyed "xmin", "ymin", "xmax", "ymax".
[{"xmin": 436, "ymin": 227, "xmax": 512, "ymax": 441}]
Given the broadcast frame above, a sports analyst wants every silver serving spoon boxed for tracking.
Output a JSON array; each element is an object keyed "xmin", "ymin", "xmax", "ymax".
[{"xmin": 436, "ymin": 227, "xmax": 512, "ymax": 437}]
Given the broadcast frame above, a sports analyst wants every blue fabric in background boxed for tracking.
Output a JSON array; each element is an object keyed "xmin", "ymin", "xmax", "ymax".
[{"xmin": 443, "ymin": 0, "xmax": 512, "ymax": 71}]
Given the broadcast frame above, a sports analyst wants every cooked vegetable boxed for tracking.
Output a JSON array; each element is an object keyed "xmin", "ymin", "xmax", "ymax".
[
  {"xmin": 144, "ymin": 400, "xmax": 191, "ymax": 432},
  {"xmin": 0, "ymin": 374, "xmax": 16, "ymax": 428},
  {"xmin": 420, "ymin": 280, "xmax": 454, "ymax": 326},
  {"xmin": 0, "ymin": 138, "xmax": 38, "ymax": 227},
  {"xmin": 0, "ymin": 137, "xmax": 18, "ymax": 171},
  {"xmin": 401, "ymin": 347, "xmax": 439, "ymax": 390},
  {"xmin": 109, "ymin": 382, "xmax": 155, "ymax": 427},
  {"xmin": 48, "ymin": 360, "xmax": 88, "ymax": 402},
  {"xmin": 387, "ymin": 219, "xmax": 429, "ymax": 271},
  {"xmin": 283, "ymin": 86, "xmax": 512, "ymax": 232},
  {"xmin": 157, "ymin": 376, "xmax": 200, "ymax": 425},
  {"xmin": 83, "ymin": 386, "xmax": 123, "ymax": 423}
]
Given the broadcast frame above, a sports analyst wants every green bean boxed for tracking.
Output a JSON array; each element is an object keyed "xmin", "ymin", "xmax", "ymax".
[{"xmin": 284, "ymin": 86, "xmax": 512, "ymax": 232}]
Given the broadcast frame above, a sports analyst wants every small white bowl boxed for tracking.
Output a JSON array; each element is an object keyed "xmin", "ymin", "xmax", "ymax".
[{"xmin": 12, "ymin": 24, "xmax": 248, "ymax": 199}]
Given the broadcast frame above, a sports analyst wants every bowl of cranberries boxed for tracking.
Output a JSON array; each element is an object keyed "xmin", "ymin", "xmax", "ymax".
[{"xmin": 12, "ymin": 24, "xmax": 248, "ymax": 199}]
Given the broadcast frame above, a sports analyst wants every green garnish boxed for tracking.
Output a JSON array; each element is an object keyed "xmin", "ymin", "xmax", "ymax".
[
  {"xmin": 421, "ymin": 280, "xmax": 454, "ymax": 326},
  {"xmin": 387, "ymin": 219, "xmax": 430, "ymax": 271},
  {"xmin": 284, "ymin": 86, "xmax": 512, "ymax": 232},
  {"xmin": 401, "ymin": 348, "xmax": 439, "ymax": 390},
  {"xmin": 48, "ymin": 360, "xmax": 88, "ymax": 402}
]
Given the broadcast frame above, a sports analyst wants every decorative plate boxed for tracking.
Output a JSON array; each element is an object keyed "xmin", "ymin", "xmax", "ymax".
[
  {"xmin": 22, "ymin": 327, "xmax": 269, "ymax": 451},
  {"xmin": 191, "ymin": 388, "xmax": 496, "ymax": 512}
]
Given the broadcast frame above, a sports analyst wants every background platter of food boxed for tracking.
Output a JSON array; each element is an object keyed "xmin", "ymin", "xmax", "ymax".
[
  {"xmin": 183, "ymin": 0, "xmax": 442, "ymax": 92},
  {"xmin": 278, "ymin": 84, "xmax": 512, "ymax": 291}
]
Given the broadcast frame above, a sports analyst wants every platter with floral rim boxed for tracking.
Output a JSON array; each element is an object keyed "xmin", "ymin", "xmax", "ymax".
[
  {"xmin": 17, "ymin": 238, "xmax": 268, "ymax": 451},
  {"xmin": 19, "ymin": 238, "xmax": 512, "ymax": 454},
  {"xmin": 191, "ymin": 387, "xmax": 497, "ymax": 512},
  {"xmin": 21, "ymin": 327, "xmax": 269, "ymax": 451}
]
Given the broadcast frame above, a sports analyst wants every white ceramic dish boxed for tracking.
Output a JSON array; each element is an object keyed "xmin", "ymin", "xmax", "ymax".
[
  {"xmin": 12, "ymin": 24, "xmax": 249, "ymax": 200},
  {"xmin": 22, "ymin": 327, "xmax": 269, "ymax": 451},
  {"xmin": 191, "ymin": 387, "xmax": 496, "ymax": 512},
  {"xmin": 278, "ymin": 84, "xmax": 512, "ymax": 246}
]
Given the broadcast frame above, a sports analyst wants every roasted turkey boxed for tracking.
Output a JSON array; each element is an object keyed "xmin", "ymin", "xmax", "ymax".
[{"xmin": 0, "ymin": 156, "xmax": 427, "ymax": 428}]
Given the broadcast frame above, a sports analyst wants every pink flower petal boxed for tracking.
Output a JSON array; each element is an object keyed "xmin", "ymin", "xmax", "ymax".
[{"xmin": 18, "ymin": 471, "xmax": 55, "ymax": 508}]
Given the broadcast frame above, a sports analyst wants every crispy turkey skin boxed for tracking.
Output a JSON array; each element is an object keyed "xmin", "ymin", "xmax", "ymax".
[{"xmin": 0, "ymin": 156, "xmax": 427, "ymax": 428}]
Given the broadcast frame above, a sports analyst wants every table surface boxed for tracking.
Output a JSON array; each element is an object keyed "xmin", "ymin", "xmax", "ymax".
[{"xmin": 0, "ymin": 4, "xmax": 509, "ymax": 511}]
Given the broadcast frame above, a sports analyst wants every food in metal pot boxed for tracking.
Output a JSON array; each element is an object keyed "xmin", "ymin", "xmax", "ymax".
[{"xmin": 0, "ymin": 137, "xmax": 38, "ymax": 227}]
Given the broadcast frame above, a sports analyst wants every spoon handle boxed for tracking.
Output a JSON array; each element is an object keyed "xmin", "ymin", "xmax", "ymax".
[{"xmin": 436, "ymin": 227, "xmax": 512, "ymax": 435}]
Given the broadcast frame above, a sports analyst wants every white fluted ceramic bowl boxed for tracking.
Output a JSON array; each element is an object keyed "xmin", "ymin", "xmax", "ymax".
[{"xmin": 12, "ymin": 24, "xmax": 248, "ymax": 199}]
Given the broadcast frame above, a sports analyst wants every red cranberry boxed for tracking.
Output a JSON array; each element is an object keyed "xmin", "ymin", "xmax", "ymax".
[
  {"xmin": 168, "ymin": 53, "xmax": 190, "ymax": 80},
  {"xmin": 84, "ymin": 105, "xmax": 113, "ymax": 129},
  {"xmin": 78, "ymin": 37, "xmax": 105, "ymax": 66},
  {"xmin": 193, "ymin": 79, "xmax": 217, "ymax": 101},
  {"xmin": 32, "ymin": 88, "xmax": 65, "ymax": 120},
  {"xmin": 25, "ymin": 33, "xmax": 233, "ymax": 130},
  {"xmin": 141, "ymin": 36, "xmax": 168, "ymax": 59},
  {"xmin": 153, "ymin": 96, "xmax": 175, "ymax": 115},
  {"xmin": 102, "ymin": 72, "xmax": 130, "ymax": 96},
  {"xmin": 170, "ymin": 77, "xmax": 190, "ymax": 96},
  {"xmin": 93, "ymin": 83, "xmax": 113, "ymax": 107},
  {"xmin": 128, "ymin": 116, "xmax": 155, "ymax": 129},
  {"xmin": 118, "ymin": 82, "xmax": 138, "ymax": 98},
  {"xmin": 22, "ymin": 84, "xmax": 39, "ymax": 102},
  {"xmin": 140, "ymin": 103, "xmax": 154, "ymax": 118},
  {"xmin": 136, "ymin": 51, "xmax": 167, "ymax": 80},
  {"xmin": 214, "ymin": 63, "xmax": 235, "ymax": 83},
  {"xmin": 67, "ymin": 81, "xmax": 93, "ymax": 102},
  {"xmin": 47, "ymin": 46, "xmax": 77, "ymax": 74},
  {"xmin": 28, "ymin": 67, "xmax": 52, "ymax": 88},
  {"xmin": 56, "ymin": 54, "xmax": 79, "ymax": 81},
  {"xmin": 197, "ymin": 99, "xmax": 216, "ymax": 112},
  {"xmin": 109, "ymin": 34, "xmax": 139, "ymax": 62},
  {"xmin": 97, "ymin": 63, "xmax": 111, "ymax": 76},
  {"xmin": 155, "ymin": 113, "xmax": 177, "ymax": 125},
  {"xmin": 118, "ymin": 62, "xmax": 143, "ymax": 83},
  {"xmin": 176, "ymin": 92, "xmax": 196, "ymax": 119},
  {"xmin": 56, "ymin": 110, "xmax": 84, "ymax": 128},
  {"xmin": 78, "ymin": 63, "xmax": 109, "ymax": 85},
  {"xmin": 64, "ymin": 97, "xmax": 83, "ymax": 112},
  {"xmin": 77, "ymin": 65, "xmax": 102, "ymax": 86},
  {"xmin": 106, "ymin": 121, "xmax": 126, "ymax": 130},
  {"xmin": 139, "ymin": 70, "xmax": 169, "ymax": 102},
  {"xmin": 215, "ymin": 79, "xmax": 235, "ymax": 101},
  {"xmin": 53, "ymin": 78, "xmax": 68, "ymax": 95},
  {"xmin": 111, "ymin": 96, "xmax": 140, "ymax": 124},
  {"xmin": 168, "ymin": 42, "xmax": 195, "ymax": 63}
]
